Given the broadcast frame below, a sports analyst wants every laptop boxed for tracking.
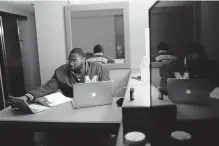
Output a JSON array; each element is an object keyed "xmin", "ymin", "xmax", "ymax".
[
  {"xmin": 167, "ymin": 78, "xmax": 213, "ymax": 105},
  {"xmin": 72, "ymin": 81, "xmax": 113, "ymax": 109},
  {"xmin": 10, "ymin": 97, "xmax": 49, "ymax": 114}
]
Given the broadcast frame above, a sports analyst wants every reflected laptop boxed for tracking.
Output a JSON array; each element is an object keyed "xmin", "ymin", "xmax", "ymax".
[
  {"xmin": 167, "ymin": 78, "xmax": 213, "ymax": 105},
  {"xmin": 71, "ymin": 81, "xmax": 113, "ymax": 109},
  {"xmin": 10, "ymin": 97, "xmax": 49, "ymax": 114}
]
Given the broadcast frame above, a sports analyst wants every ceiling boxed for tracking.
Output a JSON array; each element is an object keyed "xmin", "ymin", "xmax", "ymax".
[{"xmin": 0, "ymin": 1, "xmax": 35, "ymax": 13}]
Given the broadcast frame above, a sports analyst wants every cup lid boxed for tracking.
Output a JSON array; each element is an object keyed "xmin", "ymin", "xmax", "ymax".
[
  {"xmin": 125, "ymin": 131, "xmax": 145, "ymax": 144},
  {"xmin": 171, "ymin": 131, "xmax": 191, "ymax": 141}
]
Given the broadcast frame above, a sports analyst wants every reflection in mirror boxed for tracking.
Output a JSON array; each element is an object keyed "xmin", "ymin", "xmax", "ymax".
[
  {"xmin": 70, "ymin": 9, "xmax": 125, "ymax": 64},
  {"xmin": 150, "ymin": 1, "xmax": 219, "ymax": 108}
]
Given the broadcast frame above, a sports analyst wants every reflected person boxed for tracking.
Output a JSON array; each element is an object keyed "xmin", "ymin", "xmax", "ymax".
[
  {"xmin": 86, "ymin": 44, "xmax": 115, "ymax": 64},
  {"xmin": 158, "ymin": 43, "xmax": 219, "ymax": 99},
  {"xmin": 152, "ymin": 42, "xmax": 178, "ymax": 62}
]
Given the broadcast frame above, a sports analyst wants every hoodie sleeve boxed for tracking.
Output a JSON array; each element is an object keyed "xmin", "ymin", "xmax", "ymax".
[
  {"xmin": 158, "ymin": 62, "xmax": 175, "ymax": 95},
  {"xmin": 26, "ymin": 72, "xmax": 60, "ymax": 101},
  {"xmin": 99, "ymin": 65, "xmax": 110, "ymax": 81}
]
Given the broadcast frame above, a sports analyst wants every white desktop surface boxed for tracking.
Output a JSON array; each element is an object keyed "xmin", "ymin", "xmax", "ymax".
[{"xmin": 0, "ymin": 100, "xmax": 121, "ymax": 124}]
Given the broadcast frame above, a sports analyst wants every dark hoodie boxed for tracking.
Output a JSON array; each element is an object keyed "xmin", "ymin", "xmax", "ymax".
[{"xmin": 25, "ymin": 61, "xmax": 110, "ymax": 100}]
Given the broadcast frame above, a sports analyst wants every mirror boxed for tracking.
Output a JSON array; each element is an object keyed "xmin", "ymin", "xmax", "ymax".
[
  {"xmin": 71, "ymin": 10, "xmax": 124, "ymax": 63},
  {"xmin": 65, "ymin": 2, "xmax": 130, "ymax": 69},
  {"xmin": 149, "ymin": 1, "xmax": 195, "ymax": 87},
  {"xmin": 150, "ymin": 1, "xmax": 219, "ymax": 105}
]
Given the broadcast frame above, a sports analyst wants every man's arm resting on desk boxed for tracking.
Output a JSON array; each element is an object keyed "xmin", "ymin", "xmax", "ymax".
[
  {"xmin": 26, "ymin": 75, "xmax": 59, "ymax": 101},
  {"xmin": 9, "ymin": 73, "xmax": 60, "ymax": 104}
]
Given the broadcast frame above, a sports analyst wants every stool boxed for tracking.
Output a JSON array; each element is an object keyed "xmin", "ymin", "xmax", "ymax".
[
  {"xmin": 170, "ymin": 131, "xmax": 192, "ymax": 146},
  {"xmin": 124, "ymin": 131, "xmax": 149, "ymax": 146}
]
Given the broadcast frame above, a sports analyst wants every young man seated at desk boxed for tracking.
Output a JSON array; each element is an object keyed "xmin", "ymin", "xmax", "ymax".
[
  {"xmin": 158, "ymin": 42, "xmax": 219, "ymax": 99},
  {"xmin": 9, "ymin": 47, "xmax": 110, "ymax": 146},
  {"xmin": 10, "ymin": 47, "xmax": 110, "ymax": 102},
  {"xmin": 86, "ymin": 44, "xmax": 115, "ymax": 64}
]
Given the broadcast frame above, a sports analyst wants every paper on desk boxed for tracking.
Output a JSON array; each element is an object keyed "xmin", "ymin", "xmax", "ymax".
[
  {"xmin": 29, "ymin": 103, "xmax": 50, "ymax": 111},
  {"xmin": 210, "ymin": 87, "xmax": 219, "ymax": 99},
  {"xmin": 44, "ymin": 92, "xmax": 72, "ymax": 107}
]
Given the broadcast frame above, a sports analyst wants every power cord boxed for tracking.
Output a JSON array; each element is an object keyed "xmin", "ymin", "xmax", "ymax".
[{"xmin": 114, "ymin": 87, "xmax": 127, "ymax": 97}]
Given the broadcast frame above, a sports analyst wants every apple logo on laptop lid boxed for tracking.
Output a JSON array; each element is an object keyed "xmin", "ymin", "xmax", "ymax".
[
  {"xmin": 185, "ymin": 89, "xmax": 192, "ymax": 95},
  {"xmin": 92, "ymin": 92, "xmax": 97, "ymax": 97}
]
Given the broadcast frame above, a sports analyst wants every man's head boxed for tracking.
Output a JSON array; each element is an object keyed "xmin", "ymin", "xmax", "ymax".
[
  {"xmin": 94, "ymin": 45, "xmax": 104, "ymax": 54},
  {"xmin": 158, "ymin": 42, "xmax": 168, "ymax": 51},
  {"xmin": 185, "ymin": 43, "xmax": 207, "ymax": 70},
  {"xmin": 68, "ymin": 48, "xmax": 85, "ymax": 70}
]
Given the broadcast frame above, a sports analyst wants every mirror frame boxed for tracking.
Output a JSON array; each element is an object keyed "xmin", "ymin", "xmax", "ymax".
[{"xmin": 64, "ymin": 1, "xmax": 130, "ymax": 69}]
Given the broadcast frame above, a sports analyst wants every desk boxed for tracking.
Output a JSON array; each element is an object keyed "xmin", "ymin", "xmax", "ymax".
[
  {"xmin": 0, "ymin": 99, "xmax": 122, "ymax": 146},
  {"xmin": 126, "ymin": 70, "xmax": 219, "ymax": 120},
  {"xmin": 117, "ymin": 70, "xmax": 219, "ymax": 146}
]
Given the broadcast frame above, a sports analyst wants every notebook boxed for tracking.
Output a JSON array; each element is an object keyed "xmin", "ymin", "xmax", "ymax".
[
  {"xmin": 36, "ymin": 92, "xmax": 72, "ymax": 107},
  {"xmin": 10, "ymin": 97, "xmax": 49, "ymax": 114}
]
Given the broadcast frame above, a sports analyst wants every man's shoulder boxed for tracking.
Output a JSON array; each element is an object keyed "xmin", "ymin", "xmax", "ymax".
[
  {"xmin": 55, "ymin": 64, "xmax": 68, "ymax": 72},
  {"xmin": 163, "ymin": 59, "xmax": 181, "ymax": 71},
  {"xmin": 88, "ymin": 61, "xmax": 103, "ymax": 68},
  {"xmin": 88, "ymin": 55, "xmax": 113, "ymax": 60},
  {"xmin": 87, "ymin": 55, "xmax": 110, "ymax": 62},
  {"xmin": 153, "ymin": 52, "xmax": 178, "ymax": 62},
  {"xmin": 87, "ymin": 61, "xmax": 108, "ymax": 71}
]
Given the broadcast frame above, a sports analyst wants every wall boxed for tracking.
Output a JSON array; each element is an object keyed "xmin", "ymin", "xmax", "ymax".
[
  {"xmin": 34, "ymin": 0, "xmax": 156, "ymax": 84},
  {"xmin": 77, "ymin": 0, "xmax": 156, "ymax": 69},
  {"xmin": 0, "ymin": 3, "xmax": 40, "ymax": 92},
  {"xmin": 154, "ymin": 1, "xmax": 201, "ymax": 42},
  {"xmin": 129, "ymin": 0, "xmax": 155, "ymax": 69},
  {"xmin": 71, "ymin": 16, "xmax": 116, "ymax": 58},
  {"xmin": 34, "ymin": 1, "xmax": 68, "ymax": 84},
  {"xmin": 200, "ymin": 1, "xmax": 219, "ymax": 62},
  {"xmin": 150, "ymin": 6, "xmax": 194, "ymax": 59}
]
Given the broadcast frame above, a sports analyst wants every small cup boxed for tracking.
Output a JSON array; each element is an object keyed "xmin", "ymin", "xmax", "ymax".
[{"xmin": 125, "ymin": 131, "xmax": 146, "ymax": 146}]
